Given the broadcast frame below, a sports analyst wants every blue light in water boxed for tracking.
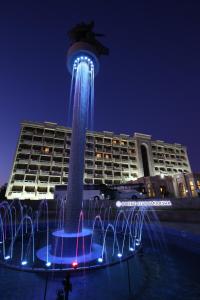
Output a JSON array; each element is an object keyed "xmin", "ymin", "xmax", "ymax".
[
  {"xmin": 46, "ymin": 262, "xmax": 51, "ymax": 267},
  {"xmin": 98, "ymin": 257, "xmax": 103, "ymax": 263},
  {"xmin": 129, "ymin": 247, "xmax": 134, "ymax": 252},
  {"xmin": 0, "ymin": 241, "xmax": 3, "ymax": 244},
  {"xmin": 21, "ymin": 261, "xmax": 27, "ymax": 266},
  {"xmin": 135, "ymin": 240, "xmax": 140, "ymax": 246},
  {"xmin": 5, "ymin": 255, "xmax": 10, "ymax": 260},
  {"xmin": 117, "ymin": 253, "xmax": 122, "ymax": 258}
]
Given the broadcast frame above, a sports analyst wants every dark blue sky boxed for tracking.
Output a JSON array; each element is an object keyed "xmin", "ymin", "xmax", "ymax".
[{"xmin": 0, "ymin": 0, "xmax": 200, "ymax": 184}]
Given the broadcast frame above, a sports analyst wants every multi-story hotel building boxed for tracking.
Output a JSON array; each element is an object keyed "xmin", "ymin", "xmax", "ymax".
[{"xmin": 6, "ymin": 121, "xmax": 191, "ymax": 200}]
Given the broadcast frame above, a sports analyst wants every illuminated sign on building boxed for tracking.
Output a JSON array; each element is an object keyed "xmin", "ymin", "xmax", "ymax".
[{"xmin": 116, "ymin": 200, "xmax": 172, "ymax": 207}]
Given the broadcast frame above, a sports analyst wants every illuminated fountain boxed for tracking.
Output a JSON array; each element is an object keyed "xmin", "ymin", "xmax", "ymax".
[
  {"xmin": 0, "ymin": 22, "xmax": 161, "ymax": 271},
  {"xmin": 38, "ymin": 22, "xmax": 109, "ymax": 265},
  {"xmin": 0, "ymin": 199, "xmax": 147, "ymax": 270}
]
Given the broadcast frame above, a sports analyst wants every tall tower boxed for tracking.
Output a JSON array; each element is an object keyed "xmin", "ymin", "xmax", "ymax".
[{"xmin": 64, "ymin": 22, "xmax": 108, "ymax": 234}]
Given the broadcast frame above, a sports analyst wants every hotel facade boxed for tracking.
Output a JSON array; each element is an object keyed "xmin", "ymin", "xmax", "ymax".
[{"xmin": 6, "ymin": 121, "xmax": 192, "ymax": 200}]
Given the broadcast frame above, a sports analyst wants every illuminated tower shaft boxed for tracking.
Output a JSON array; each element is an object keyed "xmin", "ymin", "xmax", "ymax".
[{"xmin": 64, "ymin": 54, "xmax": 94, "ymax": 233}]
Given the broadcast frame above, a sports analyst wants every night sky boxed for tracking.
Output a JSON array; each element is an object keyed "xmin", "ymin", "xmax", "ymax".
[{"xmin": 0, "ymin": 0, "xmax": 200, "ymax": 185}]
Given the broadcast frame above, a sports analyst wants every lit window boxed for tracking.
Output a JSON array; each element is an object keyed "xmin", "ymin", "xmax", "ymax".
[
  {"xmin": 96, "ymin": 153, "xmax": 102, "ymax": 158},
  {"xmin": 189, "ymin": 180, "xmax": 195, "ymax": 195},
  {"xmin": 44, "ymin": 147, "xmax": 49, "ymax": 153}
]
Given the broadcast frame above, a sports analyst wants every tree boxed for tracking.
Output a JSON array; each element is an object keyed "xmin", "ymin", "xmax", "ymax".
[{"xmin": 0, "ymin": 183, "xmax": 7, "ymax": 200}]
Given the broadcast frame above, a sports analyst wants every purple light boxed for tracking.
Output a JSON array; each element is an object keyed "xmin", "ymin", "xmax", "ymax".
[{"xmin": 72, "ymin": 261, "xmax": 78, "ymax": 269}]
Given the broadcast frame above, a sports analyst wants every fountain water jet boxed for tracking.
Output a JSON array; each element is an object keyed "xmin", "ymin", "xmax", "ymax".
[{"xmin": 50, "ymin": 22, "xmax": 108, "ymax": 260}]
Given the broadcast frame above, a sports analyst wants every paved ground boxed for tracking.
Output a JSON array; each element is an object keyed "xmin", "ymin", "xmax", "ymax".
[{"xmin": 162, "ymin": 221, "xmax": 200, "ymax": 235}]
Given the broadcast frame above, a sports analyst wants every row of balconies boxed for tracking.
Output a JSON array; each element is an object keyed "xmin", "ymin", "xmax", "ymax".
[
  {"xmin": 15, "ymin": 161, "xmax": 134, "ymax": 172},
  {"xmin": 21, "ymin": 135, "xmax": 136, "ymax": 149},
  {"xmin": 154, "ymin": 167, "xmax": 189, "ymax": 174},
  {"xmin": 153, "ymin": 152, "xmax": 186, "ymax": 161},
  {"xmin": 20, "ymin": 139, "xmax": 136, "ymax": 150},
  {"xmin": 17, "ymin": 150, "xmax": 136, "ymax": 161},
  {"xmin": 152, "ymin": 145, "xmax": 185, "ymax": 154},
  {"xmin": 153, "ymin": 160, "xmax": 188, "ymax": 167},
  {"xmin": 22, "ymin": 127, "xmax": 137, "ymax": 145}
]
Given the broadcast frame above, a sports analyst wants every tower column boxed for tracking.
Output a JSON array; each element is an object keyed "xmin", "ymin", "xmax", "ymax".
[{"xmin": 64, "ymin": 61, "xmax": 90, "ymax": 233}]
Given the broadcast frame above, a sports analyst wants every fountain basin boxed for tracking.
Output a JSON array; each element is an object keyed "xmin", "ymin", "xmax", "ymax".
[
  {"xmin": 50, "ymin": 228, "xmax": 92, "ymax": 257},
  {"xmin": 37, "ymin": 242, "xmax": 102, "ymax": 265}
]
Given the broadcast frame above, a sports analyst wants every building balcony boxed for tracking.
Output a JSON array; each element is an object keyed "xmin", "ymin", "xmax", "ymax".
[
  {"xmin": 104, "ymin": 157, "xmax": 112, "ymax": 161},
  {"xmin": 45, "ymin": 132, "xmax": 54, "ymax": 137},
  {"xmin": 52, "ymin": 161, "xmax": 63, "ymax": 166},
  {"xmin": 51, "ymin": 171, "xmax": 61, "ymax": 175},
  {"xmin": 95, "ymin": 157, "xmax": 103, "ymax": 161},
  {"xmin": 40, "ymin": 161, "xmax": 51, "ymax": 165},
  {"xmin": 10, "ymin": 191, "xmax": 23, "ymax": 196},
  {"xmin": 94, "ymin": 174, "xmax": 103, "ymax": 178},
  {"xmin": 12, "ymin": 179, "xmax": 24, "ymax": 183},
  {"xmin": 85, "ymin": 155, "xmax": 94, "ymax": 159},
  {"xmin": 21, "ymin": 140, "xmax": 32, "ymax": 145},
  {"xmin": 113, "ymin": 150, "xmax": 120, "ymax": 154},
  {"xmin": 55, "ymin": 135, "xmax": 65, "ymax": 140},
  {"xmin": 37, "ymin": 192, "xmax": 48, "ymax": 195},
  {"xmin": 24, "ymin": 191, "xmax": 35, "ymax": 195},
  {"xmin": 105, "ymin": 166, "xmax": 112, "ymax": 169},
  {"xmin": 32, "ymin": 150, "xmax": 42, "ymax": 154},
  {"xmin": 24, "ymin": 181, "xmax": 36, "ymax": 186},
  {"xmin": 121, "ymin": 159, "xmax": 129, "ymax": 163},
  {"xmin": 85, "ymin": 147, "xmax": 94, "ymax": 151},
  {"xmin": 85, "ymin": 164, "xmax": 94, "ymax": 169},
  {"xmin": 95, "ymin": 165, "xmax": 104, "ymax": 169},
  {"xmin": 27, "ymin": 170, "xmax": 38, "ymax": 174},
  {"xmin": 14, "ymin": 169, "xmax": 26, "ymax": 174},
  {"xmin": 38, "ymin": 181, "xmax": 49, "ymax": 185},
  {"xmin": 22, "ymin": 130, "xmax": 34, "ymax": 135},
  {"xmin": 95, "ymin": 140, "xmax": 103, "ymax": 145},
  {"xmin": 32, "ymin": 141, "xmax": 43, "ymax": 145},
  {"xmin": 113, "ymin": 166, "xmax": 122, "ymax": 170},
  {"xmin": 40, "ymin": 170, "xmax": 50, "ymax": 175},
  {"xmin": 18, "ymin": 159, "xmax": 29, "ymax": 164},
  {"xmin": 54, "ymin": 143, "xmax": 64, "ymax": 148},
  {"xmin": 20, "ymin": 149, "xmax": 31, "ymax": 154}
]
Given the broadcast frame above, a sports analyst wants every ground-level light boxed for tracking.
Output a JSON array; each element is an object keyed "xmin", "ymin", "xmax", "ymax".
[
  {"xmin": 135, "ymin": 240, "xmax": 140, "ymax": 246},
  {"xmin": 72, "ymin": 261, "xmax": 78, "ymax": 269},
  {"xmin": 4, "ymin": 255, "xmax": 11, "ymax": 260}
]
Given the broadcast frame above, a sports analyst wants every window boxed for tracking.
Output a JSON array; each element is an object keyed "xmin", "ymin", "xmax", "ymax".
[
  {"xmin": 44, "ymin": 147, "xmax": 50, "ymax": 153},
  {"xmin": 189, "ymin": 180, "xmax": 195, "ymax": 196}
]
